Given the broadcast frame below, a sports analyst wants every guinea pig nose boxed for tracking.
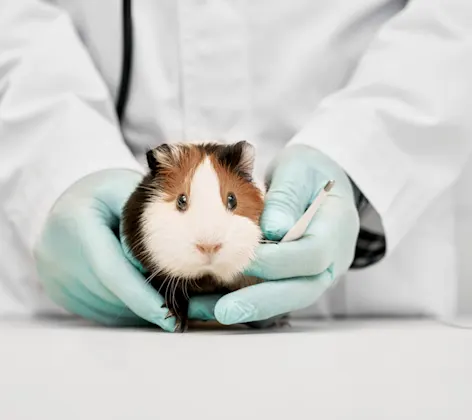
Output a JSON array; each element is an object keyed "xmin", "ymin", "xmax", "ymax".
[{"xmin": 196, "ymin": 243, "xmax": 222, "ymax": 255}]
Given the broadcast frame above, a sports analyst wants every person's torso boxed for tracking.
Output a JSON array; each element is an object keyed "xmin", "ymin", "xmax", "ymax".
[
  {"xmin": 40, "ymin": 0, "xmax": 471, "ymax": 318},
  {"xmin": 57, "ymin": 0, "xmax": 405, "ymax": 178}
]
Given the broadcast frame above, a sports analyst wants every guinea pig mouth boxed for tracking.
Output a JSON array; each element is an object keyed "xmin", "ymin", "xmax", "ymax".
[
  {"xmin": 196, "ymin": 260, "xmax": 239, "ymax": 281},
  {"xmin": 199, "ymin": 260, "xmax": 220, "ymax": 273}
]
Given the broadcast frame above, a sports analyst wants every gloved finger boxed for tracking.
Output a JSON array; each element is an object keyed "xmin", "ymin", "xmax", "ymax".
[
  {"xmin": 79, "ymin": 228, "xmax": 161, "ymax": 310},
  {"xmin": 83, "ymin": 224, "xmax": 177, "ymax": 332},
  {"xmin": 35, "ymin": 212, "xmax": 131, "ymax": 309},
  {"xmin": 244, "ymin": 195, "xmax": 353, "ymax": 279},
  {"xmin": 214, "ymin": 269, "xmax": 334, "ymax": 325},
  {"xmin": 261, "ymin": 162, "xmax": 328, "ymax": 241},
  {"xmin": 80, "ymin": 169, "xmax": 143, "ymax": 217},
  {"xmin": 43, "ymin": 276, "xmax": 150, "ymax": 327},
  {"xmin": 69, "ymin": 274, "xmax": 146, "ymax": 321},
  {"xmin": 188, "ymin": 294, "xmax": 223, "ymax": 321},
  {"xmin": 248, "ymin": 192, "xmax": 359, "ymax": 280},
  {"xmin": 243, "ymin": 237, "xmax": 333, "ymax": 280},
  {"xmin": 34, "ymin": 229, "xmax": 143, "ymax": 321}
]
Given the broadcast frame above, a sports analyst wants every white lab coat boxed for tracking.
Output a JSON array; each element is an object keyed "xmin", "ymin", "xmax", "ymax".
[{"xmin": 1, "ymin": 0, "xmax": 472, "ymax": 320}]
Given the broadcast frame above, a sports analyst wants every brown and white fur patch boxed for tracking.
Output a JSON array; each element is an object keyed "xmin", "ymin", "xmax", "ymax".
[{"xmin": 121, "ymin": 141, "xmax": 265, "ymax": 331}]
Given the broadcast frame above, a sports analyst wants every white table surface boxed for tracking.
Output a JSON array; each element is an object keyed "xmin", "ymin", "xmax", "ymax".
[{"xmin": 1, "ymin": 314, "xmax": 471, "ymax": 420}]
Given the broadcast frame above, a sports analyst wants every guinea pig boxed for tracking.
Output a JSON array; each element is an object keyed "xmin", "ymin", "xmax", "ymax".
[{"xmin": 121, "ymin": 140, "xmax": 267, "ymax": 331}]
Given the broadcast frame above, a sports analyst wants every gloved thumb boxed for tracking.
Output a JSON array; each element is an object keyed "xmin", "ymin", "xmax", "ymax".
[{"xmin": 261, "ymin": 162, "xmax": 323, "ymax": 241}]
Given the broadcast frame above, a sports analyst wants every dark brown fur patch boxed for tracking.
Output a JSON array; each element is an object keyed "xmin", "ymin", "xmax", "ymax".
[{"xmin": 199, "ymin": 141, "xmax": 254, "ymax": 181}]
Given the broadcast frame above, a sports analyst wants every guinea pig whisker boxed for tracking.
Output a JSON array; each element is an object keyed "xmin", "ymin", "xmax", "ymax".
[
  {"xmin": 164, "ymin": 278, "xmax": 172, "ymax": 303},
  {"xmin": 175, "ymin": 280, "xmax": 181, "ymax": 307},
  {"xmin": 171, "ymin": 280, "xmax": 179, "ymax": 310},
  {"xmin": 167, "ymin": 278, "xmax": 175, "ymax": 309},
  {"xmin": 155, "ymin": 276, "xmax": 169, "ymax": 295},
  {"xmin": 144, "ymin": 269, "xmax": 161, "ymax": 286},
  {"xmin": 182, "ymin": 280, "xmax": 190, "ymax": 301},
  {"xmin": 188, "ymin": 278, "xmax": 202, "ymax": 292}
]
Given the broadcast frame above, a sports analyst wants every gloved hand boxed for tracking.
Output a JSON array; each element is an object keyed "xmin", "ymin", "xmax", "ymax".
[
  {"xmin": 33, "ymin": 169, "xmax": 180, "ymax": 332},
  {"xmin": 205, "ymin": 144, "xmax": 361, "ymax": 325}
]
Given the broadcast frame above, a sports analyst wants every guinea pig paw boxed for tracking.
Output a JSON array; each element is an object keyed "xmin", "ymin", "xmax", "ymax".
[
  {"xmin": 259, "ymin": 239, "xmax": 279, "ymax": 244},
  {"xmin": 161, "ymin": 303, "xmax": 189, "ymax": 332},
  {"xmin": 273, "ymin": 314, "xmax": 291, "ymax": 328},
  {"xmin": 174, "ymin": 318, "xmax": 188, "ymax": 333}
]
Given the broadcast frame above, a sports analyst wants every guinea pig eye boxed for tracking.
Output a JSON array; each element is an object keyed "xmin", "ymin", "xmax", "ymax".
[
  {"xmin": 176, "ymin": 194, "xmax": 188, "ymax": 211},
  {"xmin": 227, "ymin": 192, "xmax": 237, "ymax": 211}
]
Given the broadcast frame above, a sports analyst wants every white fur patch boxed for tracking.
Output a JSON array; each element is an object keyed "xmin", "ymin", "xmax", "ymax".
[{"xmin": 142, "ymin": 157, "xmax": 261, "ymax": 283}]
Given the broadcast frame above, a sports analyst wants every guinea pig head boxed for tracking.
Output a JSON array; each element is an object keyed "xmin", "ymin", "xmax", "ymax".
[{"xmin": 122, "ymin": 141, "xmax": 265, "ymax": 284}]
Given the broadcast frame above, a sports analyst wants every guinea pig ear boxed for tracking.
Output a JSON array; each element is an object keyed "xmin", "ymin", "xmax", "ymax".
[
  {"xmin": 220, "ymin": 140, "xmax": 256, "ymax": 179},
  {"xmin": 235, "ymin": 140, "xmax": 256, "ymax": 176},
  {"xmin": 146, "ymin": 144, "xmax": 176, "ymax": 173}
]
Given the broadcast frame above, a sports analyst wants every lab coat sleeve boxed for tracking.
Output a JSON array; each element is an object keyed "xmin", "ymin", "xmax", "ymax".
[
  {"xmin": 0, "ymin": 0, "xmax": 144, "ymax": 255},
  {"xmin": 287, "ymin": 0, "xmax": 472, "ymax": 255}
]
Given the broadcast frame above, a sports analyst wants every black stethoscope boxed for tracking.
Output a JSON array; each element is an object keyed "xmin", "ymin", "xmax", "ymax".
[{"xmin": 116, "ymin": 0, "xmax": 133, "ymax": 123}]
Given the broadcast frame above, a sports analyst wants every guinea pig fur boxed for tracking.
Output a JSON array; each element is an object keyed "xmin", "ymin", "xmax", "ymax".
[{"xmin": 121, "ymin": 141, "xmax": 266, "ymax": 332}]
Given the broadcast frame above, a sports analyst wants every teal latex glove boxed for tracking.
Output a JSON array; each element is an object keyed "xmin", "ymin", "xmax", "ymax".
[
  {"xmin": 208, "ymin": 144, "xmax": 361, "ymax": 325},
  {"xmin": 33, "ymin": 169, "xmax": 181, "ymax": 332}
]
